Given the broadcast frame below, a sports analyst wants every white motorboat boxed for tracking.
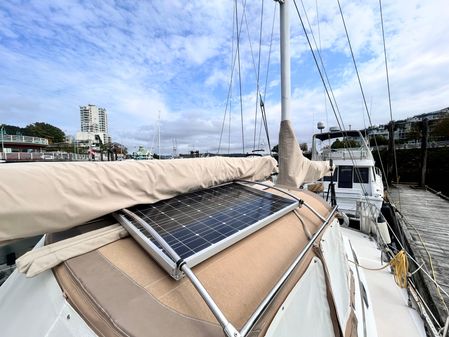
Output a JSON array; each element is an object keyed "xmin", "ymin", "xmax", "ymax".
[{"xmin": 308, "ymin": 129, "xmax": 384, "ymax": 221}]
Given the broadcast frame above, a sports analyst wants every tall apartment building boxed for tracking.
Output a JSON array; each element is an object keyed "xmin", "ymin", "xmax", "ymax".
[{"xmin": 76, "ymin": 104, "xmax": 110, "ymax": 145}]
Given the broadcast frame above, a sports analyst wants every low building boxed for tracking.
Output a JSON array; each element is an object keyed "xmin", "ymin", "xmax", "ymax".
[{"xmin": 0, "ymin": 134, "xmax": 49, "ymax": 153}]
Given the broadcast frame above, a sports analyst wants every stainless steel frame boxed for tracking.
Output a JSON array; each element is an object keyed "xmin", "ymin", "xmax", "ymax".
[
  {"xmin": 115, "ymin": 185, "xmax": 336, "ymax": 337},
  {"xmin": 184, "ymin": 200, "xmax": 298, "ymax": 269},
  {"xmin": 114, "ymin": 211, "xmax": 181, "ymax": 279},
  {"xmin": 115, "ymin": 193, "xmax": 298, "ymax": 280},
  {"xmin": 115, "ymin": 208, "xmax": 241, "ymax": 337},
  {"xmin": 239, "ymin": 206, "xmax": 338, "ymax": 336}
]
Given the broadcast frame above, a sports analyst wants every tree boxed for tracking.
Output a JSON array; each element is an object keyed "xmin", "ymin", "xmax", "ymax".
[
  {"xmin": 23, "ymin": 122, "xmax": 65, "ymax": 143},
  {"xmin": 300, "ymin": 143, "xmax": 308, "ymax": 152},
  {"xmin": 369, "ymin": 135, "xmax": 388, "ymax": 146},
  {"xmin": 0, "ymin": 124, "xmax": 24, "ymax": 135},
  {"xmin": 432, "ymin": 117, "xmax": 449, "ymax": 140},
  {"xmin": 331, "ymin": 138, "xmax": 359, "ymax": 149},
  {"xmin": 271, "ymin": 144, "xmax": 278, "ymax": 153},
  {"xmin": 407, "ymin": 122, "xmax": 421, "ymax": 142}
]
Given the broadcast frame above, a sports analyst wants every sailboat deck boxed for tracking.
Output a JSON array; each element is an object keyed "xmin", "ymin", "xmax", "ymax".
[
  {"xmin": 389, "ymin": 184, "xmax": 449, "ymax": 324},
  {"xmin": 341, "ymin": 227, "xmax": 426, "ymax": 337},
  {"xmin": 49, "ymin": 188, "xmax": 332, "ymax": 337}
]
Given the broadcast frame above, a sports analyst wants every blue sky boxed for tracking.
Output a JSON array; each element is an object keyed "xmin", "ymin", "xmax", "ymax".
[{"xmin": 1, "ymin": 0, "xmax": 448, "ymax": 154}]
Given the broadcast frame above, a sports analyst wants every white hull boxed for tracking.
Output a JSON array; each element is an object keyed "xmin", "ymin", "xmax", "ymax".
[
  {"xmin": 320, "ymin": 191, "xmax": 383, "ymax": 219},
  {"xmin": 0, "ymin": 225, "xmax": 426, "ymax": 337}
]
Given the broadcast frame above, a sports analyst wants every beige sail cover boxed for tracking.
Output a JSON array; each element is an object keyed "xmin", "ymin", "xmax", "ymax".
[
  {"xmin": 277, "ymin": 120, "xmax": 330, "ymax": 188},
  {"xmin": 16, "ymin": 224, "xmax": 129, "ymax": 277},
  {"xmin": 0, "ymin": 156, "xmax": 277, "ymax": 242}
]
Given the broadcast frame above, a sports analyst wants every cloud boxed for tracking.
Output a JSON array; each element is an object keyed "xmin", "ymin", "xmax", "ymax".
[{"xmin": 0, "ymin": 0, "xmax": 448, "ymax": 155}]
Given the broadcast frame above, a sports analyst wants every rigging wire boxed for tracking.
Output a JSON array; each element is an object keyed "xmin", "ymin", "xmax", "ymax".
[
  {"xmin": 379, "ymin": 0, "xmax": 399, "ymax": 184},
  {"xmin": 291, "ymin": 1, "xmax": 343, "ymax": 132},
  {"xmin": 254, "ymin": 0, "xmax": 264, "ymax": 151},
  {"xmin": 354, "ymin": 195, "xmax": 445, "ymax": 329},
  {"xmin": 218, "ymin": 0, "xmax": 273, "ymax": 155},
  {"xmin": 259, "ymin": 94, "xmax": 272, "ymax": 153},
  {"xmin": 240, "ymin": 0, "xmax": 268, "ymax": 154},
  {"xmin": 409, "ymin": 279, "xmax": 443, "ymax": 331},
  {"xmin": 335, "ymin": 0, "xmax": 389, "ymax": 191},
  {"xmin": 382, "ymin": 208, "xmax": 449, "ymax": 303},
  {"xmin": 315, "ymin": 0, "xmax": 328, "ymax": 130},
  {"xmin": 297, "ymin": 0, "xmax": 448, "ymax": 323},
  {"xmin": 217, "ymin": 1, "xmax": 236, "ymax": 155},
  {"xmin": 297, "ymin": 0, "xmax": 345, "ymax": 133},
  {"xmin": 217, "ymin": 0, "xmax": 248, "ymax": 154},
  {"xmin": 294, "ymin": 0, "xmax": 369, "ymax": 189},
  {"xmin": 375, "ymin": 0, "xmax": 448, "ymax": 318},
  {"xmin": 235, "ymin": 0, "xmax": 245, "ymax": 154},
  {"xmin": 357, "ymin": 196, "xmax": 448, "ymax": 327},
  {"xmin": 294, "ymin": 0, "xmax": 385, "ymax": 231},
  {"xmin": 228, "ymin": 81, "xmax": 232, "ymax": 154},
  {"xmin": 258, "ymin": 2, "xmax": 277, "ymax": 151},
  {"xmin": 349, "ymin": 250, "xmax": 409, "ymax": 288},
  {"xmin": 398, "ymin": 210, "xmax": 449, "ymax": 312},
  {"xmin": 242, "ymin": 0, "xmax": 261, "ymax": 148},
  {"xmin": 297, "ymin": 0, "xmax": 389, "ymax": 234},
  {"xmin": 242, "ymin": 0, "xmax": 259, "ymax": 80},
  {"xmin": 241, "ymin": 0, "xmax": 267, "ymax": 153}
]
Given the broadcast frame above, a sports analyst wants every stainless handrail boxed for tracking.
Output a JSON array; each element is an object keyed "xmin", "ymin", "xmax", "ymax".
[
  {"xmin": 120, "ymin": 208, "xmax": 241, "ymax": 337},
  {"xmin": 240, "ymin": 206, "xmax": 338, "ymax": 336},
  {"xmin": 119, "ymin": 203, "xmax": 337, "ymax": 337}
]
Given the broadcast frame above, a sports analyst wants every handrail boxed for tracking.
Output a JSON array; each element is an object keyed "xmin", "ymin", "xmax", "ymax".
[
  {"xmin": 0, "ymin": 134, "xmax": 49, "ymax": 145},
  {"xmin": 119, "ymin": 187, "xmax": 337, "ymax": 337},
  {"xmin": 240, "ymin": 205, "xmax": 337, "ymax": 336},
  {"xmin": 118, "ymin": 209, "xmax": 241, "ymax": 337}
]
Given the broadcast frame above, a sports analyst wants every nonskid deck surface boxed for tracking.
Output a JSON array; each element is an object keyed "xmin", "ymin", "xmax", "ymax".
[
  {"xmin": 44, "ymin": 188, "xmax": 331, "ymax": 337},
  {"xmin": 342, "ymin": 227, "xmax": 426, "ymax": 337}
]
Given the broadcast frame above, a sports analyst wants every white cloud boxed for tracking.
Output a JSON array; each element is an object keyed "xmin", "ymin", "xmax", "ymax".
[{"xmin": 0, "ymin": 0, "xmax": 448, "ymax": 154}]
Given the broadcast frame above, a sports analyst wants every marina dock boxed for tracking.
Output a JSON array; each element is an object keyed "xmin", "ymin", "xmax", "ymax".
[{"xmin": 389, "ymin": 184, "xmax": 449, "ymax": 325}]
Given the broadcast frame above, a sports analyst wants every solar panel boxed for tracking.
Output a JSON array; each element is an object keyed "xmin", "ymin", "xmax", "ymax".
[{"xmin": 115, "ymin": 183, "xmax": 298, "ymax": 279}]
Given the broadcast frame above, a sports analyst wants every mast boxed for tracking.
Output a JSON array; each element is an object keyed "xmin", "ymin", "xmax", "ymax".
[
  {"xmin": 276, "ymin": 0, "xmax": 330, "ymax": 188},
  {"xmin": 277, "ymin": 0, "xmax": 295, "ymax": 187},
  {"xmin": 280, "ymin": 0, "xmax": 291, "ymax": 121}
]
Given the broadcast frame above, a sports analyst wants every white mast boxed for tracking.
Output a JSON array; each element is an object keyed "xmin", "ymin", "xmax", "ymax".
[
  {"xmin": 277, "ymin": 0, "xmax": 331, "ymax": 188},
  {"xmin": 280, "ymin": 0, "xmax": 291, "ymax": 121},
  {"xmin": 277, "ymin": 0, "xmax": 294, "ymax": 187}
]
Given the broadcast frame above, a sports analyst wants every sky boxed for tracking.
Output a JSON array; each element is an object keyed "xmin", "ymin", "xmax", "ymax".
[{"xmin": 0, "ymin": 0, "xmax": 448, "ymax": 155}]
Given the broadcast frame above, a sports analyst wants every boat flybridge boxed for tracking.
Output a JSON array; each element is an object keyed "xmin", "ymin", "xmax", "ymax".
[
  {"xmin": 0, "ymin": 1, "xmax": 428, "ymax": 337},
  {"xmin": 309, "ymin": 129, "xmax": 384, "ymax": 221}
]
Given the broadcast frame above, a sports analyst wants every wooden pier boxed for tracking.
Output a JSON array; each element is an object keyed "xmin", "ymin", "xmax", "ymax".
[{"xmin": 389, "ymin": 184, "xmax": 449, "ymax": 325}]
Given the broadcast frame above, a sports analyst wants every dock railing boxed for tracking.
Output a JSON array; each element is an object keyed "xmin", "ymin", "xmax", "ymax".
[
  {"xmin": 0, "ymin": 151, "xmax": 89, "ymax": 162},
  {"xmin": 0, "ymin": 134, "xmax": 49, "ymax": 146}
]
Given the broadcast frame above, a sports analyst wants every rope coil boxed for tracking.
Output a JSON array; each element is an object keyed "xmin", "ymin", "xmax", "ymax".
[{"xmin": 351, "ymin": 249, "xmax": 409, "ymax": 288}]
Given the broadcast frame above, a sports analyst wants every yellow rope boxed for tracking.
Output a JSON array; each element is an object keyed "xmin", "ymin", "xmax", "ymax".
[
  {"xmin": 350, "ymin": 250, "xmax": 409, "ymax": 288},
  {"xmin": 390, "ymin": 250, "xmax": 409, "ymax": 288}
]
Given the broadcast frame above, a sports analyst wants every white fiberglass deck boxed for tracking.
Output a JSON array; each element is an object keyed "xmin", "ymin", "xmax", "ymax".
[{"xmin": 341, "ymin": 228, "xmax": 426, "ymax": 337}]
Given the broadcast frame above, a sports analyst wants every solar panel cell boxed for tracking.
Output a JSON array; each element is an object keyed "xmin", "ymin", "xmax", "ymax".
[{"xmin": 120, "ymin": 183, "xmax": 298, "ymax": 276}]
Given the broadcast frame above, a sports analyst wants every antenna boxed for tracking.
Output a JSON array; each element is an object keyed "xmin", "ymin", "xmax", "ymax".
[{"xmin": 317, "ymin": 121, "xmax": 325, "ymax": 133}]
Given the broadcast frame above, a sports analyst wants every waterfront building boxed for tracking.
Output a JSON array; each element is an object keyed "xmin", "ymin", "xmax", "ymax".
[
  {"xmin": 363, "ymin": 106, "xmax": 449, "ymax": 144},
  {"xmin": 76, "ymin": 104, "xmax": 110, "ymax": 145}
]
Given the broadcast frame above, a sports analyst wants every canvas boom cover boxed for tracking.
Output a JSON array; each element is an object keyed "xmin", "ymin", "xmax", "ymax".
[{"xmin": 0, "ymin": 157, "xmax": 277, "ymax": 242}]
